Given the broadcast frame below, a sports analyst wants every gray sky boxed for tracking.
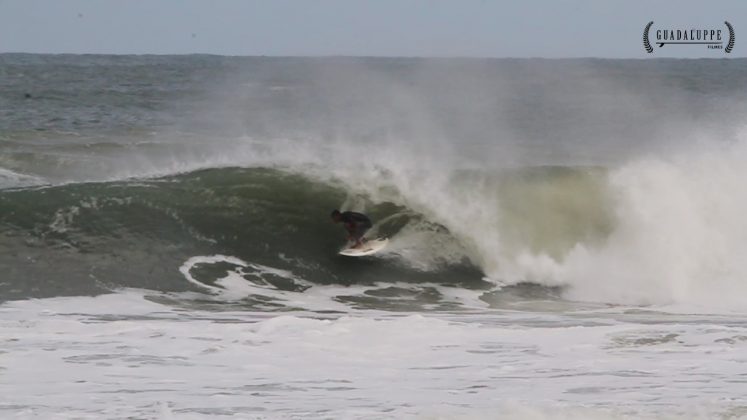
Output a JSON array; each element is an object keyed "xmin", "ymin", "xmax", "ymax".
[{"xmin": 0, "ymin": 0, "xmax": 744, "ymax": 57}]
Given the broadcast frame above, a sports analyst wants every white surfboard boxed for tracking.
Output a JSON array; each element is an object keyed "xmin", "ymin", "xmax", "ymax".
[{"xmin": 339, "ymin": 238, "xmax": 389, "ymax": 257}]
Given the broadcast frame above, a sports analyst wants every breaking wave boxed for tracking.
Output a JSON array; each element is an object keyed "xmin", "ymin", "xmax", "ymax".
[{"xmin": 2, "ymin": 135, "xmax": 747, "ymax": 311}]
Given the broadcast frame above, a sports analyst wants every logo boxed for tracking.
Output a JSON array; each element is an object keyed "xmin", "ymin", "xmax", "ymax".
[{"xmin": 643, "ymin": 21, "xmax": 735, "ymax": 53}]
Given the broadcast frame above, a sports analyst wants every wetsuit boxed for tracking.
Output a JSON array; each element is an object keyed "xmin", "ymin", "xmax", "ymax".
[{"xmin": 339, "ymin": 211, "xmax": 372, "ymax": 242}]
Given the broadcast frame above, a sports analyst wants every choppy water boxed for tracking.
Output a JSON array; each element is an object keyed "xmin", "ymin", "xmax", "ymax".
[{"xmin": 2, "ymin": 54, "xmax": 747, "ymax": 419}]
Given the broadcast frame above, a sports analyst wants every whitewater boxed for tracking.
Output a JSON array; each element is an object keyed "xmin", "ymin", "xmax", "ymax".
[{"xmin": 2, "ymin": 54, "xmax": 747, "ymax": 418}]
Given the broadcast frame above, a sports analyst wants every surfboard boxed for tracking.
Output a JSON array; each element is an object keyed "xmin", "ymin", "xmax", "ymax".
[{"xmin": 339, "ymin": 238, "xmax": 389, "ymax": 257}]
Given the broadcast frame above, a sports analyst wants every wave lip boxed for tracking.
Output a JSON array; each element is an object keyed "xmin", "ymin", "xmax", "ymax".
[{"xmin": 0, "ymin": 167, "xmax": 45, "ymax": 189}]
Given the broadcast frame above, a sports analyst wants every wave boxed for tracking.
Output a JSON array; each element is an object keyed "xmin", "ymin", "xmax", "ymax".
[
  {"xmin": 4, "ymin": 55, "xmax": 747, "ymax": 311},
  {"xmin": 317, "ymin": 135, "xmax": 747, "ymax": 310},
  {"xmin": 2, "ymin": 134, "xmax": 747, "ymax": 310},
  {"xmin": 556, "ymin": 140, "xmax": 747, "ymax": 309},
  {"xmin": 0, "ymin": 166, "xmax": 486, "ymax": 301}
]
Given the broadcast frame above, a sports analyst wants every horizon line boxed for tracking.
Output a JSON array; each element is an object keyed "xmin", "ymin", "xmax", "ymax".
[{"xmin": 1, "ymin": 51, "xmax": 744, "ymax": 60}]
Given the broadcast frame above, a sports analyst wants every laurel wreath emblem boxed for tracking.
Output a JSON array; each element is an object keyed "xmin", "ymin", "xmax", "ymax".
[
  {"xmin": 725, "ymin": 21, "xmax": 735, "ymax": 53},
  {"xmin": 643, "ymin": 21, "xmax": 654, "ymax": 53}
]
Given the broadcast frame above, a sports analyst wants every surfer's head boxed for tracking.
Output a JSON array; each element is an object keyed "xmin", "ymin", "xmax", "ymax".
[{"xmin": 330, "ymin": 209, "xmax": 342, "ymax": 222}]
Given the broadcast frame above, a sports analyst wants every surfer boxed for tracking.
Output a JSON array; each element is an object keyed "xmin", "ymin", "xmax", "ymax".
[{"xmin": 331, "ymin": 210, "xmax": 372, "ymax": 248}]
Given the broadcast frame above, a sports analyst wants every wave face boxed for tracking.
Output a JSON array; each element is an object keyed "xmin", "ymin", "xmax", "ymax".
[
  {"xmin": 0, "ymin": 166, "xmax": 602, "ymax": 301},
  {"xmin": 0, "ymin": 168, "xmax": 440, "ymax": 299},
  {"xmin": 2, "ymin": 54, "xmax": 747, "ymax": 310}
]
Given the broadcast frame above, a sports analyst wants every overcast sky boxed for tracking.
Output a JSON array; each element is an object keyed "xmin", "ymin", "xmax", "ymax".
[{"xmin": 0, "ymin": 0, "xmax": 744, "ymax": 57}]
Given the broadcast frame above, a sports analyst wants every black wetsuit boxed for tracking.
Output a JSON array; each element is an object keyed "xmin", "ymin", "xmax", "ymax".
[{"xmin": 339, "ymin": 211, "xmax": 372, "ymax": 241}]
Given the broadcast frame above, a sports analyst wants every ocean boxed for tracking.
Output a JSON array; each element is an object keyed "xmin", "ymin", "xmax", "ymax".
[{"xmin": 2, "ymin": 54, "xmax": 747, "ymax": 419}]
